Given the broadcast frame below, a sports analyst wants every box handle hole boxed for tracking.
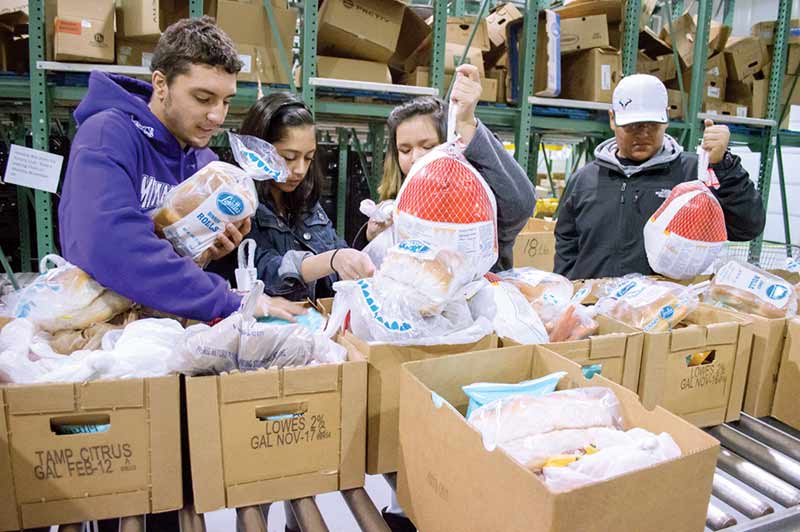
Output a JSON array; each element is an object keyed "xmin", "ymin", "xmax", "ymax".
[
  {"xmin": 50, "ymin": 414, "xmax": 111, "ymax": 435},
  {"xmin": 685, "ymin": 350, "xmax": 716, "ymax": 367}
]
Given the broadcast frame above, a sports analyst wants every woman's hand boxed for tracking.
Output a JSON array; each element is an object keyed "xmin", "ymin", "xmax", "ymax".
[
  {"xmin": 254, "ymin": 295, "xmax": 308, "ymax": 321},
  {"xmin": 332, "ymin": 249, "xmax": 376, "ymax": 280},
  {"xmin": 451, "ymin": 64, "xmax": 483, "ymax": 144}
]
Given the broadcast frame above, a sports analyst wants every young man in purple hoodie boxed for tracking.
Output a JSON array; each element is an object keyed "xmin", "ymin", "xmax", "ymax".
[{"xmin": 59, "ymin": 17, "xmax": 303, "ymax": 322}]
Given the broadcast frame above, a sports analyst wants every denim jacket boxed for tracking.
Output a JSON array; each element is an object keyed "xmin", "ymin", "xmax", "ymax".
[{"xmin": 248, "ymin": 200, "xmax": 347, "ymax": 301}]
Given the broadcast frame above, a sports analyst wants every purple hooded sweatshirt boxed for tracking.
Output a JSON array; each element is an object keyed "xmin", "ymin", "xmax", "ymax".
[{"xmin": 58, "ymin": 72, "xmax": 242, "ymax": 321}]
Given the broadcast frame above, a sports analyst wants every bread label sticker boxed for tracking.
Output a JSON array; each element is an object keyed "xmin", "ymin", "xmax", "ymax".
[
  {"xmin": 3, "ymin": 144, "xmax": 64, "ymax": 194},
  {"xmin": 714, "ymin": 261, "xmax": 791, "ymax": 308}
]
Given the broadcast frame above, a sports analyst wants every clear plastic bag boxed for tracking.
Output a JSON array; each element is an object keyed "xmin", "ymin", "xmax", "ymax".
[
  {"xmin": 479, "ymin": 278, "xmax": 549, "ymax": 345},
  {"xmin": 360, "ymin": 199, "xmax": 396, "ymax": 269},
  {"xmin": 468, "ymin": 387, "xmax": 624, "ymax": 449},
  {"xmin": 7, "ymin": 254, "xmax": 131, "ymax": 333},
  {"xmin": 462, "ymin": 371, "xmax": 566, "ymax": 418},
  {"xmin": 644, "ymin": 148, "xmax": 727, "ymax": 280},
  {"xmin": 394, "ymin": 139, "xmax": 498, "ymax": 282},
  {"xmin": 707, "ymin": 259, "xmax": 798, "ymax": 318},
  {"xmin": 595, "ymin": 275, "xmax": 701, "ymax": 332},
  {"xmin": 546, "ymin": 304, "xmax": 600, "ymax": 343},
  {"xmin": 496, "ymin": 268, "xmax": 575, "ymax": 325},
  {"xmin": 152, "ymin": 133, "xmax": 290, "ymax": 263}
]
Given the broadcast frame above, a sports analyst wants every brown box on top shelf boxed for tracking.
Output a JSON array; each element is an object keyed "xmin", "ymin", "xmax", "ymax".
[
  {"xmin": 444, "ymin": 16, "xmax": 491, "ymax": 51},
  {"xmin": 46, "ymin": 0, "xmax": 115, "ymax": 63},
  {"xmin": 407, "ymin": 67, "xmax": 498, "ymax": 102},
  {"xmin": 560, "ymin": 15, "xmax": 609, "ymax": 54},
  {"xmin": 667, "ymin": 89, "xmax": 684, "ymax": 119},
  {"xmin": 115, "ymin": 37, "xmax": 156, "ymax": 69},
  {"xmin": 486, "ymin": 3, "xmax": 522, "ymax": 48},
  {"xmin": 751, "ymin": 18, "xmax": 800, "ymax": 45},
  {"xmin": 216, "ymin": 0, "xmax": 297, "ymax": 84},
  {"xmin": 555, "ymin": 0, "xmax": 623, "ymax": 24},
  {"xmin": 505, "ymin": 10, "xmax": 560, "ymax": 99},
  {"xmin": 724, "ymin": 36, "xmax": 769, "ymax": 81},
  {"xmin": 669, "ymin": 53, "xmax": 727, "ymax": 100},
  {"xmin": 397, "ymin": 346, "xmax": 719, "ymax": 532},
  {"xmin": 559, "ymin": 47, "xmax": 620, "ymax": 103},
  {"xmin": 0, "ymin": 376, "xmax": 183, "ymax": 531},
  {"xmin": 118, "ymin": 0, "xmax": 189, "ymax": 40},
  {"xmin": 727, "ymin": 72, "xmax": 770, "ymax": 119},
  {"xmin": 637, "ymin": 52, "xmax": 676, "ymax": 82},
  {"xmin": 317, "ymin": 56, "xmax": 392, "ymax": 84},
  {"xmin": 639, "ymin": 26, "xmax": 672, "ymax": 59},
  {"xmin": 318, "ymin": 0, "xmax": 429, "ymax": 67},
  {"xmin": 186, "ymin": 341, "xmax": 367, "ymax": 512},
  {"xmin": 0, "ymin": 5, "xmax": 28, "ymax": 73},
  {"xmin": 659, "ymin": 14, "xmax": 730, "ymax": 69},
  {"xmin": 704, "ymin": 100, "xmax": 748, "ymax": 118}
]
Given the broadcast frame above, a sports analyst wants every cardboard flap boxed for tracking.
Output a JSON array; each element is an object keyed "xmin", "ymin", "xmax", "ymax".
[
  {"xmin": 284, "ymin": 364, "xmax": 340, "ymax": 396},
  {"xmin": 669, "ymin": 326, "xmax": 707, "ymax": 352},
  {"xmin": 338, "ymin": 360, "xmax": 368, "ymax": 490},
  {"xmin": 0, "ymin": 392, "xmax": 20, "ymax": 531},
  {"xmin": 79, "ymin": 379, "xmax": 144, "ymax": 409},
  {"xmin": 588, "ymin": 334, "xmax": 627, "ymax": 359},
  {"xmin": 6, "ymin": 383, "xmax": 75, "ymax": 414},
  {"xmin": 706, "ymin": 322, "xmax": 740, "ymax": 346},
  {"xmin": 20, "ymin": 490, "xmax": 150, "ymax": 529},
  {"xmin": 221, "ymin": 370, "xmax": 280, "ymax": 403},
  {"xmin": 186, "ymin": 376, "xmax": 227, "ymax": 513},
  {"xmin": 147, "ymin": 376, "xmax": 182, "ymax": 513}
]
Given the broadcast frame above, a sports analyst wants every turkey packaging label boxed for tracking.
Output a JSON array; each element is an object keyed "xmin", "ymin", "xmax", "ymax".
[{"xmin": 394, "ymin": 146, "xmax": 498, "ymax": 280}]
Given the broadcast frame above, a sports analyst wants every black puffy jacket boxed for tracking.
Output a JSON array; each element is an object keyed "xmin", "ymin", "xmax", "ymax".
[{"xmin": 555, "ymin": 136, "xmax": 766, "ymax": 280}]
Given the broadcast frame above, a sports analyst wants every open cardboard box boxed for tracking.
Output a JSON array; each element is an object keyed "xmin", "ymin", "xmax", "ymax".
[
  {"xmin": 185, "ymin": 338, "xmax": 367, "ymax": 513},
  {"xmin": 501, "ymin": 315, "xmax": 643, "ymax": 392},
  {"xmin": 638, "ymin": 304, "xmax": 752, "ymax": 428},
  {"xmin": 772, "ymin": 317, "xmax": 800, "ymax": 430},
  {"xmin": 397, "ymin": 345, "xmax": 719, "ymax": 532},
  {"xmin": 0, "ymin": 376, "xmax": 182, "ymax": 531},
  {"xmin": 512, "ymin": 218, "xmax": 556, "ymax": 272}
]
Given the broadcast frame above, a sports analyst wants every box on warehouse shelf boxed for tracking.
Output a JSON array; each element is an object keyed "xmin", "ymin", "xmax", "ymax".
[
  {"xmin": 666, "ymin": 53, "xmax": 727, "ymax": 100},
  {"xmin": 501, "ymin": 315, "xmax": 644, "ymax": 392},
  {"xmin": 396, "ymin": 345, "xmax": 719, "ymax": 532},
  {"xmin": 636, "ymin": 51, "xmax": 676, "ymax": 83},
  {"xmin": 512, "ymin": 218, "xmax": 556, "ymax": 272},
  {"xmin": 638, "ymin": 304, "xmax": 752, "ymax": 428},
  {"xmin": 559, "ymin": 47, "xmax": 621, "ymax": 104},
  {"xmin": 46, "ymin": 0, "xmax": 115, "ymax": 63},
  {"xmin": 337, "ymin": 332, "xmax": 497, "ymax": 475},
  {"xmin": 406, "ymin": 67, "xmax": 498, "ymax": 103},
  {"xmin": 117, "ymin": 0, "xmax": 190, "ymax": 41},
  {"xmin": 215, "ymin": 0, "xmax": 297, "ymax": 84},
  {"xmin": 703, "ymin": 100, "xmax": 748, "ymax": 118},
  {"xmin": 317, "ymin": 0, "xmax": 429, "ymax": 70},
  {"xmin": 505, "ymin": 10, "xmax": 561, "ymax": 101},
  {"xmin": 486, "ymin": 2, "xmax": 523, "ymax": 49},
  {"xmin": 658, "ymin": 13, "xmax": 730, "ymax": 69},
  {"xmin": 0, "ymin": 376, "xmax": 182, "ymax": 531},
  {"xmin": 772, "ymin": 317, "xmax": 800, "ymax": 430},
  {"xmin": 667, "ymin": 89, "xmax": 684, "ymax": 119},
  {"xmin": 724, "ymin": 36, "xmax": 770, "ymax": 81},
  {"xmin": 559, "ymin": 15, "xmax": 609, "ymax": 54},
  {"xmin": 751, "ymin": 18, "xmax": 800, "ymax": 45},
  {"xmin": 115, "ymin": 37, "xmax": 156, "ymax": 69},
  {"xmin": 317, "ymin": 56, "xmax": 392, "ymax": 84},
  {"xmin": 185, "ymin": 338, "xmax": 367, "ymax": 513},
  {"xmin": 727, "ymin": 73, "xmax": 770, "ymax": 119},
  {"xmin": 436, "ymin": 16, "xmax": 491, "ymax": 51}
]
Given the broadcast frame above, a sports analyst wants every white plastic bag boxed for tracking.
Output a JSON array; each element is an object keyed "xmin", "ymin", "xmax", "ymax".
[
  {"xmin": 8, "ymin": 255, "xmax": 131, "ymax": 333},
  {"xmin": 480, "ymin": 278, "xmax": 549, "ymax": 345},
  {"xmin": 360, "ymin": 199, "xmax": 396, "ymax": 269},
  {"xmin": 644, "ymin": 147, "xmax": 727, "ymax": 280},
  {"xmin": 393, "ymin": 137, "xmax": 498, "ymax": 281},
  {"xmin": 496, "ymin": 268, "xmax": 574, "ymax": 325},
  {"xmin": 708, "ymin": 259, "xmax": 798, "ymax": 318}
]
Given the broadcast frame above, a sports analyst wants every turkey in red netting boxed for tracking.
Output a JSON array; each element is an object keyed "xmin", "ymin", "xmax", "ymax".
[
  {"xmin": 394, "ymin": 145, "xmax": 498, "ymax": 280},
  {"xmin": 644, "ymin": 180, "xmax": 727, "ymax": 280}
]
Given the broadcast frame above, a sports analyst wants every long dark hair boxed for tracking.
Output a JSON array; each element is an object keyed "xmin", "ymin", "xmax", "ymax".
[
  {"xmin": 239, "ymin": 92, "xmax": 321, "ymax": 218},
  {"xmin": 379, "ymin": 96, "xmax": 447, "ymax": 201}
]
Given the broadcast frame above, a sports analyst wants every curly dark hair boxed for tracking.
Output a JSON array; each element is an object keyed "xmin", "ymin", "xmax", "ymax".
[
  {"xmin": 239, "ymin": 92, "xmax": 321, "ymax": 218},
  {"xmin": 150, "ymin": 16, "xmax": 243, "ymax": 84}
]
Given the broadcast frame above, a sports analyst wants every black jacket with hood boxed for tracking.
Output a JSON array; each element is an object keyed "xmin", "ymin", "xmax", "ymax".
[{"xmin": 554, "ymin": 134, "xmax": 766, "ymax": 280}]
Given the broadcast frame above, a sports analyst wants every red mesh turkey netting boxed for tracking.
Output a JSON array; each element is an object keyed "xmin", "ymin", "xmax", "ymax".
[{"xmin": 652, "ymin": 181, "xmax": 727, "ymax": 242}]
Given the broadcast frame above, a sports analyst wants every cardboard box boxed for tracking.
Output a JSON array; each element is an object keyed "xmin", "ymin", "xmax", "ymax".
[
  {"xmin": 340, "ymin": 332, "xmax": 496, "ymax": 475},
  {"xmin": 638, "ymin": 305, "xmax": 752, "ymax": 427},
  {"xmin": 505, "ymin": 10, "xmax": 560, "ymax": 101},
  {"xmin": 735, "ymin": 314, "xmax": 790, "ymax": 418},
  {"xmin": 727, "ymin": 74, "xmax": 769, "ymax": 119},
  {"xmin": 772, "ymin": 318, "xmax": 800, "ymax": 429},
  {"xmin": 659, "ymin": 14, "xmax": 730, "ymax": 69},
  {"xmin": 786, "ymin": 43, "xmax": 800, "ymax": 74},
  {"xmin": 46, "ymin": 0, "xmax": 115, "ymax": 63},
  {"xmin": 0, "ymin": 376, "xmax": 182, "ymax": 530},
  {"xmin": 705, "ymin": 52, "xmax": 728, "ymax": 78},
  {"xmin": 486, "ymin": 67, "xmax": 506, "ymax": 103},
  {"xmin": 317, "ymin": 56, "xmax": 392, "ymax": 84},
  {"xmin": 0, "ymin": 3, "xmax": 27, "ymax": 73},
  {"xmin": 556, "ymin": 0, "xmax": 623, "ymax": 24},
  {"xmin": 637, "ymin": 52, "xmax": 676, "ymax": 82},
  {"xmin": 445, "ymin": 42, "xmax": 485, "ymax": 77},
  {"xmin": 318, "ymin": 0, "xmax": 429, "ymax": 67},
  {"xmin": 486, "ymin": 3, "xmax": 522, "ymax": 48},
  {"xmin": 186, "ymin": 343, "xmax": 367, "ymax": 512},
  {"xmin": 559, "ymin": 47, "xmax": 620, "ymax": 103},
  {"xmin": 397, "ymin": 345, "xmax": 719, "ymax": 532},
  {"xmin": 501, "ymin": 315, "xmax": 644, "ymax": 392},
  {"xmin": 560, "ymin": 15, "xmax": 609, "ymax": 54},
  {"xmin": 667, "ymin": 89, "xmax": 684, "ymax": 119},
  {"xmin": 512, "ymin": 218, "xmax": 556, "ymax": 272},
  {"xmin": 751, "ymin": 19, "xmax": 800, "ymax": 45},
  {"xmin": 704, "ymin": 100, "xmax": 748, "ymax": 118},
  {"xmin": 639, "ymin": 26, "xmax": 672, "ymax": 59},
  {"xmin": 115, "ymin": 37, "xmax": 156, "ymax": 68},
  {"xmin": 118, "ymin": 0, "xmax": 187, "ymax": 40},
  {"xmin": 445, "ymin": 16, "xmax": 491, "ymax": 52},
  {"xmin": 216, "ymin": 0, "xmax": 297, "ymax": 84},
  {"xmin": 407, "ymin": 67, "xmax": 497, "ymax": 102},
  {"xmin": 724, "ymin": 36, "xmax": 768, "ymax": 81}
]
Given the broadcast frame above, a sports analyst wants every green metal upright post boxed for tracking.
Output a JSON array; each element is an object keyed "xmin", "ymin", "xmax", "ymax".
[
  {"xmin": 301, "ymin": 2, "xmax": 319, "ymax": 117},
  {"xmin": 337, "ymin": 129, "xmax": 349, "ymax": 238},
  {"xmin": 368, "ymin": 122, "xmax": 385, "ymax": 201},
  {"xmin": 775, "ymin": 135, "xmax": 792, "ymax": 254},
  {"xmin": 514, "ymin": 0, "xmax": 539, "ymax": 173},
  {"xmin": 447, "ymin": 0, "xmax": 491, "ymax": 98},
  {"xmin": 671, "ymin": 0, "xmax": 684, "ymax": 19},
  {"xmin": 264, "ymin": 0, "xmax": 296, "ymax": 93},
  {"xmin": 431, "ymin": 0, "xmax": 448, "ymax": 94},
  {"xmin": 750, "ymin": 0, "xmax": 793, "ymax": 262},
  {"xmin": 189, "ymin": 0, "xmax": 203, "ymax": 18},
  {"xmin": 621, "ymin": 0, "xmax": 642, "ymax": 75},
  {"xmin": 723, "ymin": 0, "xmax": 736, "ymax": 28},
  {"xmin": 686, "ymin": 0, "xmax": 713, "ymax": 149},
  {"xmin": 453, "ymin": 0, "xmax": 466, "ymax": 16},
  {"xmin": 28, "ymin": 0, "xmax": 56, "ymax": 260}
]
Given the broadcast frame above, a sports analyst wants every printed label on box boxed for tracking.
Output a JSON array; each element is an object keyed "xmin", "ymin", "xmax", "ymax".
[
  {"xmin": 601, "ymin": 64, "xmax": 612, "ymax": 91},
  {"xmin": 708, "ymin": 86, "xmax": 721, "ymax": 98},
  {"xmin": 142, "ymin": 52, "xmax": 153, "ymax": 69},
  {"xmin": 239, "ymin": 54, "xmax": 253, "ymax": 74},
  {"xmin": 736, "ymin": 106, "xmax": 747, "ymax": 117},
  {"xmin": 55, "ymin": 19, "xmax": 82, "ymax": 35},
  {"xmin": 31, "ymin": 443, "xmax": 136, "ymax": 481}
]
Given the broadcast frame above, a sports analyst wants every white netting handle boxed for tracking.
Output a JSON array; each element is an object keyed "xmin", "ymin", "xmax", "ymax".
[{"xmin": 447, "ymin": 101, "xmax": 459, "ymax": 143}]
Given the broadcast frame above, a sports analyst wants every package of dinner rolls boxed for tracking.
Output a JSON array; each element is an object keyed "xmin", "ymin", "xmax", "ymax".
[
  {"xmin": 151, "ymin": 132, "xmax": 290, "ymax": 263},
  {"xmin": 707, "ymin": 260, "xmax": 798, "ymax": 318}
]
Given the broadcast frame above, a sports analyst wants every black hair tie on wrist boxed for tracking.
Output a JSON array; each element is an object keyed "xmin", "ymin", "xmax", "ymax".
[{"xmin": 330, "ymin": 249, "xmax": 342, "ymax": 276}]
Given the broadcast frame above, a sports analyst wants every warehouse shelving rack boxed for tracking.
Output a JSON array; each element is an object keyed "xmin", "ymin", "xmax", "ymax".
[{"xmin": 0, "ymin": 0, "xmax": 796, "ymax": 274}]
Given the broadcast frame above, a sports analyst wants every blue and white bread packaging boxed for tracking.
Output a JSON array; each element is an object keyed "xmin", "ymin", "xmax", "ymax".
[{"xmin": 151, "ymin": 132, "xmax": 290, "ymax": 264}]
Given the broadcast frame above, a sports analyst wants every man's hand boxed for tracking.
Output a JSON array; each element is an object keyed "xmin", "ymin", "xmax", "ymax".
[
  {"xmin": 207, "ymin": 219, "xmax": 252, "ymax": 261},
  {"xmin": 702, "ymin": 118, "xmax": 730, "ymax": 164}
]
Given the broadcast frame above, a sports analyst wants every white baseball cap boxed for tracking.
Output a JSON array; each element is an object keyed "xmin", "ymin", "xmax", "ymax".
[{"xmin": 611, "ymin": 74, "xmax": 669, "ymax": 126}]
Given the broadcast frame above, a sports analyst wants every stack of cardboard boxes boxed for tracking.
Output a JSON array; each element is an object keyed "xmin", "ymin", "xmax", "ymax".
[{"xmin": 0, "ymin": 2, "xmax": 28, "ymax": 74}]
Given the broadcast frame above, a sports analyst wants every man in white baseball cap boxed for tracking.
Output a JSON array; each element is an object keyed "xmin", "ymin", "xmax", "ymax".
[{"xmin": 554, "ymin": 74, "xmax": 765, "ymax": 279}]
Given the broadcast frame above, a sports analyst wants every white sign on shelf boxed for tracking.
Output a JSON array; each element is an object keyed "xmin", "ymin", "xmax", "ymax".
[{"xmin": 2, "ymin": 144, "xmax": 64, "ymax": 194}]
